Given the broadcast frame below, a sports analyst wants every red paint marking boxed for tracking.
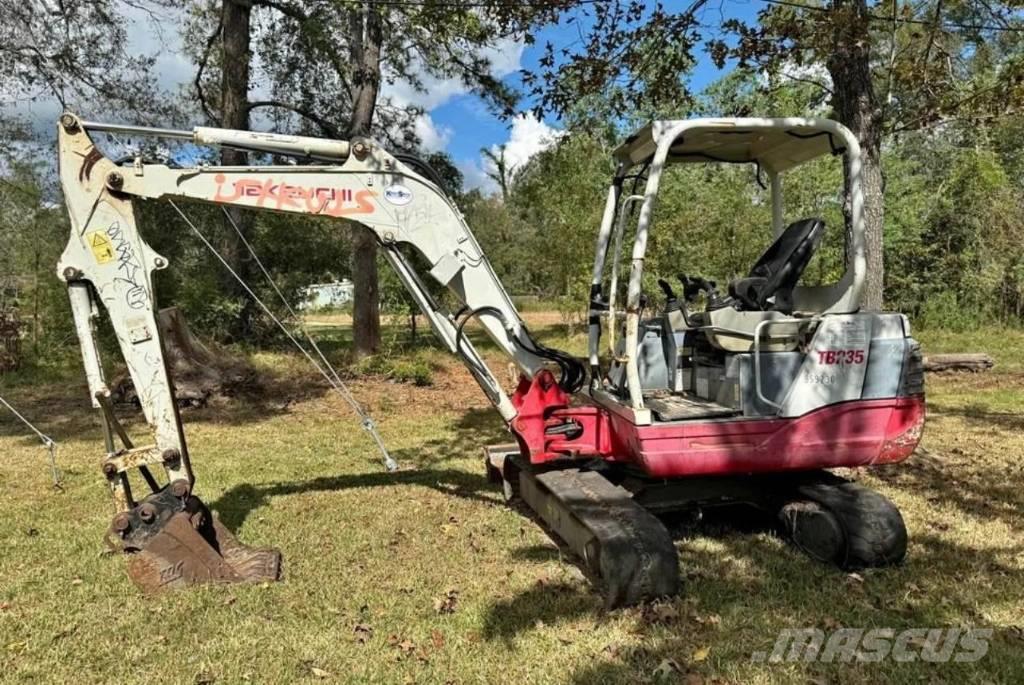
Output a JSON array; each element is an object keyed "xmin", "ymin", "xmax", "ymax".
[{"xmin": 212, "ymin": 176, "xmax": 375, "ymax": 216}]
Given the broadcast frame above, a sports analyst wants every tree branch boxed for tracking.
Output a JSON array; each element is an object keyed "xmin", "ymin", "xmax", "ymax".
[{"xmin": 246, "ymin": 100, "xmax": 342, "ymax": 138}]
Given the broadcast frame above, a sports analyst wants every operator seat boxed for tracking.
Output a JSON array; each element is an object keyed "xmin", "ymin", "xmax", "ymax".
[{"xmin": 728, "ymin": 218, "xmax": 825, "ymax": 314}]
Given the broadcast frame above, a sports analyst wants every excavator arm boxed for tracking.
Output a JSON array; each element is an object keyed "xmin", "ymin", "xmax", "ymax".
[{"xmin": 55, "ymin": 112, "xmax": 588, "ymax": 593}]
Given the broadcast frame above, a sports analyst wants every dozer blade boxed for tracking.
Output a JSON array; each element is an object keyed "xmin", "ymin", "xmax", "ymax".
[{"xmin": 110, "ymin": 489, "xmax": 281, "ymax": 594}]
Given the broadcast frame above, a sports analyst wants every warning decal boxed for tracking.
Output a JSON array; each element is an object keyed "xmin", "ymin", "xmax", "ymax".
[{"xmin": 87, "ymin": 231, "xmax": 114, "ymax": 264}]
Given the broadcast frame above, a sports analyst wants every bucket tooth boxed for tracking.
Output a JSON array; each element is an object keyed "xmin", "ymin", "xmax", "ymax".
[{"xmin": 111, "ymin": 489, "xmax": 281, "ymax": 594}]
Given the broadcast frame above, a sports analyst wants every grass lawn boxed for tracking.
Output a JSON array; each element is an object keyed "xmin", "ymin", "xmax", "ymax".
[{"xmin": 1, "ymin": 317, "xmax": 1022, "ymax": 684}]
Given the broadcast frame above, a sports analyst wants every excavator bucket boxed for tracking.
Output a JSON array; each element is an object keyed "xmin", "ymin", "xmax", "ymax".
[{"xmin": 111, "ymin": 489, "xmax": 281, "ymax": 594}]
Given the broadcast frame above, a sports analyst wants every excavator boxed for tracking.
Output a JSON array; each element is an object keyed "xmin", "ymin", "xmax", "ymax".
[{"xmin": 55, "ymin": 113, "xmax": 924, "ymax": 607}]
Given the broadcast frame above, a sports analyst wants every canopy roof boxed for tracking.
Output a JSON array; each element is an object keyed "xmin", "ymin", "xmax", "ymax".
[{"xmin": 613, "ymin": 118, "xmax": 849, "ymax": 173}]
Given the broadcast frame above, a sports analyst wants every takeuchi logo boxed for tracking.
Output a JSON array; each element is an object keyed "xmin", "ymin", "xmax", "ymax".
[{"xmin": 212, "ymin": 174, "xmax": 375, "ymax": 217}]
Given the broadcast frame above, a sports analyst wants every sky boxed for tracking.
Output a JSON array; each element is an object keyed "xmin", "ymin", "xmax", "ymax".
[
  {"xmin": 429, "ymin": 0, "xmax": 762, "ymax": 190},
  {"xmin": 7, "ymin": 1, "xmax": 764, "ymax": 193}
]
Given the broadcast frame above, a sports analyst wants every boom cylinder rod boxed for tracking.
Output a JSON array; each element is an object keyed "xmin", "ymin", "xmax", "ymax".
[{"xmin": 79, "ymin": 120, "xmax": 351, "ymax": 161}]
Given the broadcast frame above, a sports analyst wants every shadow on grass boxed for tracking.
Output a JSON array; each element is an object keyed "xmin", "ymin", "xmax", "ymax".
[
  {"xmin": 871, "ymin": 448, "xmax": 1024, "ymax": 533},
  {"xmin": 212, "ymin": 468, "xmax": 499, "ymax": 531},
  {"xmin": 210, "ymin": 405, "xmax": 507, "ymax": 530},
  {"xmin": 490, "ymin": 528, "xmax": 1024, "ymax": 684}
]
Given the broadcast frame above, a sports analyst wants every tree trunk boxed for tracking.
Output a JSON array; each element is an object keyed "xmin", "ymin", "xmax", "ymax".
[
  {"xmin": 219, "ymin": 0, "xmax": 256, "ymax": 341},
  {"xmin": 347, "ymin": 3, "xmax": 384, "ymax": 356},
  {"xmin": 826, "ymin": 0, "xmax": 885, "ymax": 311}
]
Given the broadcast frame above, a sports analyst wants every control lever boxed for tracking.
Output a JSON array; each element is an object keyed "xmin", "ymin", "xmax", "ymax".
[
  {"xmin": 679, "ymin": 274, "xmax": 729, "ymax": 310},
  {"xmin": 660, "ymin": 278, "xmax": 699, "ymax": 328},
  {"xmin": 657, "ymin": 278, "xmax": 678, "ymax": 305}
]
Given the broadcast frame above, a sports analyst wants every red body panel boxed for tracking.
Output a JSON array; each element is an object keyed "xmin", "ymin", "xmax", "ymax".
[
  {"xmin": 607, "ymin": 396, "xmax": 925, "ymax": 477},
  {"xmin": 510, "ymin": 370, "xmax": 925, "ymax": 478}
]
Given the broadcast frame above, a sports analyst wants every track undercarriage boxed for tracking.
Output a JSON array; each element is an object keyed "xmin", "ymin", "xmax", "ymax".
[{"xmin": 486, "ymin": 445, "xmax": 907, "ymax": 608}]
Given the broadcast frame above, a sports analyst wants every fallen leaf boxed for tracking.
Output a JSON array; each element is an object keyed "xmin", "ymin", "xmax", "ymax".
[
  {"xmin": 434, "ymin": 589, "xmax": 459, "ymax": 614},
  {"xmin": 193, "ymin": 670, "xmax": 216, "ymax": 685},
  {"xmin": 653, "ymin": 658, "xmax": 681, "ymax": 681},
  {"xmin": 353, "ymin": 623, "xmax": 373, "ymax": 644},
  {"xmin": 692, "ymin": 646, "xmax": 710, "ymax": 662},
  {"xmin": 643, "ymin": 601, "xmax": 680, "ymax": 624},
  {"xmin": 431, "ymin": 630, "xmax": 445, "ymax": 649},
  {"xmin": 310, "ymin": 667, "xmax": 330, "ymax": 679},
  {"xmin": 602, "ymin": 642, "xmax": 621, "ymax": 658},
  {"xmin": 847, "ymin": 572, "xmax": 865, "ymax": 583},
  {"xmin": 0, "ymin": 602, "xmax": 10, "ymax": 611},
  {"xmin": 398, "ymin": 639, "xmax": 416, "ymax": 656},
  {"xmin": 71, "ymin": 578, "xmax": 83, "ymax": 586},
  {"xmin": 223, "ymin": 596, "xmax": 237, "ymax": 606},
  {"xmin": 822, "ymin": 616, "xmax": 842, "ymax": 630}
]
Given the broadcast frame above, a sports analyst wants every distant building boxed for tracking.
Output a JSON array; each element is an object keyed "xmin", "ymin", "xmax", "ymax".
[{"xmin": 300, "ymin": 280, "xmax": 354, "ymax": 310}]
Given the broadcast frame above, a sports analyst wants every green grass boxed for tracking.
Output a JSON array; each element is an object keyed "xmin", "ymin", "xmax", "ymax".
[{"xmin": 1, "ymin": 319, "xmax": 1023, "ymax": 684}]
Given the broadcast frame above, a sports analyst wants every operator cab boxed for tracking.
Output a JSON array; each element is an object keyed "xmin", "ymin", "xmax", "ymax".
[{"xmin": 587, "ymin": 118, "xmax": 918, "ymax": 427}]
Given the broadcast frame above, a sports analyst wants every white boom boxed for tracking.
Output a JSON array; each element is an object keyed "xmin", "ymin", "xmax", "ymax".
[{"xmin": 56, "ymin": 112, "xmax": 560, "ymax": 521}]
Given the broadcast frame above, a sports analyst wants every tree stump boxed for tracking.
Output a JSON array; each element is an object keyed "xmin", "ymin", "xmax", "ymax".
[{"xmin": 111, "ymin": 307, "xmax": 258, "ymax": 407}]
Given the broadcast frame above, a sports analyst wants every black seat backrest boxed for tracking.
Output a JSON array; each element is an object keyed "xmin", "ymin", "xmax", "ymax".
[{"xmin": 728, "ymin": 217, "xmax": 825, "ymax": 313}]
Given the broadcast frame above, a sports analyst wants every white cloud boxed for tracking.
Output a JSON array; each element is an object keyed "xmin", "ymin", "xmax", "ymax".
[
  {"xmin": 496, "ymin": 113, "xmax": 562, "ymax": 173},
  {"xmin": 381, "ymin": 37, "xmax": 525, "ymax": 151},
  {"xmin": 413, "ymin": 114, "xmax": 452, "ymax": 151},
  {"xmin": 457, "ymin": 158, "xmax": 497, "ymax": 194},
  {"xmin": 462, "ymin": 113, "xmax": 563, "ymax": 194}
]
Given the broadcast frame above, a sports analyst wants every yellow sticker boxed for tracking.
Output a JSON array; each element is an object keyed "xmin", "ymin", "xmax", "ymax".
[{"xmin": 87, "ymin": 231, "xmax": 114, "ymax": 264}]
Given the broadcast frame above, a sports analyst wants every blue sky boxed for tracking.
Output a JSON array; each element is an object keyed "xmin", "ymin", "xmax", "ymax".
[{"xmin": 434, "ymin": 0, "xmax": 764, "ymax": 189}]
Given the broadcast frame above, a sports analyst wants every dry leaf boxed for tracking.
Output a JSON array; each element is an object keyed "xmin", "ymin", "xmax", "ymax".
[
  {"xmin": 310, "ymin": 667, "xmax": 330, "ymax": 679},
  {"xmin": 653, "ymin": 658, "xmax": 681, "ymax": 681},
  {"xmin": 398, "ymin": 639, "xmax": 416, "ymax": 655},
  {"xmin": 194, "ymin": 671, "xmax": 216, "ymax": 685},
  {"xmin": 847, "ymin": 572, "xmax": 865, "ymax": 583},
  {"xmin": 431, "ymin": 630, "xmax": 445, "ymax": 649},
  {"xmin": 354, "ymin": 623, "xmax": 373, "ymax": 644},
  {"xmin": 434, "ymin": 589, "xmax": 459, "ymax": 614},
  {"xmin": 71, "ymin": 578, "xmax": 83, "ymax": 586},
  {"xmin": 0, "ymin": 602, "xmax": 10, "ymax": 611},
  {"xmin": 643, "ymin": 601, "xmax": 680, "ymax": 624},
  {"xmin": 692, "ymin": 646, "xmax": 710, "ymax": 662}
]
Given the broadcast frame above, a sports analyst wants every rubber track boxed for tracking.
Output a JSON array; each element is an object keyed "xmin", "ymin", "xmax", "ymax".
[{"xmin": 522, "ymin": 467, "xmax": 680, "ymax": 608}]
